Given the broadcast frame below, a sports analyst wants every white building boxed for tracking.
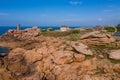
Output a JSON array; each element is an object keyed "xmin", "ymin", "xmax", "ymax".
[{"xmin": 60, "ymin": 25, "xmax": 70, "ymax": 32}]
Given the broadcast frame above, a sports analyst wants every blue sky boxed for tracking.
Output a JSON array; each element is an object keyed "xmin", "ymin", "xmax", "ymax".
[{"xmin": 0, "ymin": 0, "xmax": 120, "ymax": 26}]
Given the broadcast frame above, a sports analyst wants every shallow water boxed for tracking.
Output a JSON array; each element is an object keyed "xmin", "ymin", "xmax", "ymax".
[{"xmin": 0, "ymin": 47, "xmax": 9, "ymax": 54}]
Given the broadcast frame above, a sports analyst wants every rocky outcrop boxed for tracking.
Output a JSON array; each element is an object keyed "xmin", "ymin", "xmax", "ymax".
[
  {"xmin": 0, "ymin": 27, "xmax": 41, "ymax": 42},
  {"xmin": 80, "ymin": 31, "xmax": 115, "ymax": 45},
  {"xmin": 108, "ymin": 50, "xmax": 120, "ymax": 60},
  {"xmin": 0, "ymin": 28, "xmax": 119, "ymax": 80}
]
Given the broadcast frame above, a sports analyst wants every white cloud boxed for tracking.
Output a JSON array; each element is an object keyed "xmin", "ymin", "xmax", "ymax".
[
  {"xmin": 69, "ymin": 1, "xmax": 82, "ymax": 5},
  {"xmin": 0, "ymin": 13, "xmax": 8, "ymax": 16}
]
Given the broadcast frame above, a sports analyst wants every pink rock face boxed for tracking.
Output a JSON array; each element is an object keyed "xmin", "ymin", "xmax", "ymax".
[
  {"xmin": 80, "ymin": 75, "xmax": 92, "ymax": 80},
  {"xmin": 116, "ymin": 41, "xmax": 120, "ymax": 46},
  {"xmin": 53, "ymin": 51, "xmax": 74, "ymax": 65},
  {"xmin": 71, "ymin": 42, "xmax": 93, "ymax": 55},
  {"xmin": 22, "ymin": 72, "xmax": 42, "ymax": 80},
  {"xmin": 8, "ymin": 48, "xmax": 26, "ymax": 63},
  {"xmin": 80, "ymin": 31, "xmax": 108, "ymax": 39},
  {"xmin": 1, "ymin": 45, "xmax": 120, "ymax": 80},
  {"xmin": 74, "ymin": 54, "xmax": 85, "ymax": 62},
  {"xmin": 24, "ymin": 49, "xmax": 43, "ymax": 64},
  {"xmin": 108, "ymin": 50, "xmax": 120, "ymax": 60},
  {"xmin": 80, "ymin": 31, "xmax": 115, "ymax": 45}
]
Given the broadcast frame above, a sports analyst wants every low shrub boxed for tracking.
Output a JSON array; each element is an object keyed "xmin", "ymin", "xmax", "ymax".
[
  {"xmin": 47, "ymin": 28, "xmax": 54, "ymax": 31},
  {"xmin": 40, "ymin": 31, "xmax": 71, "ymax": 37},
  {"xmin": 40, "ymin": 29, "xmax": 81, "ymax": 37},
  {"xmin": 88, "ymin": 43, "xmax": 120, "ymax": 49},
  {"xmin": 105, "ymin": 27, "xmax": 115, "ymax": 32},
  {"xmin": 70, "ymin": 30, "xmax": 80, "ymax": 34},
  {"xmin": 68, "ymin": 34, "xmax": 80, "ymax": 41}
]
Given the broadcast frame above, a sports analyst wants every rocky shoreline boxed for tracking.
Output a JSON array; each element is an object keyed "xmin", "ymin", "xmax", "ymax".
[{"xmin": 0, "ymin": 27, "xmax": 120, "ymax": 80}]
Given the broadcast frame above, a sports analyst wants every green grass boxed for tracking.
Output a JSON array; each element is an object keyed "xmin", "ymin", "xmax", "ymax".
[
  {"xmin": 40, "ymin": 31, "xmax": 71, "ymax": 37},
  {"xmin": 40, "ymin": 30, "xmax": 82, "ymax": 38},
  {"xmin": 68, "ymin": 34, "xmax": 80, "ymax": 41},
  {"xmin": 85, "ymin": 55, "xmax": 94, "ymax": 60},
  {"xmin": 89, "ymin": 43, "xmax": 120, "ymax": 49},
  {"xmin": 70, "ymin": 29, "xmax": 80, "ymax": 34},
  {"xmin": 90, "ymin": 46, "xmax": 120, "ymax": 64},
  {"xmin": 105, "ymin": 27, "xmax": 115, "ymax": 32},
  {"xmin": 109, "ymin": 59, "xmax": 120, "ymax": 64}
]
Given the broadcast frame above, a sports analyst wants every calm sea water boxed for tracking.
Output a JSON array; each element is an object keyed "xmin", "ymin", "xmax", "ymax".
[
  {"xmin": 0, "ymin": 47, "xmax": 9, "ymax": 54},
  {"xmin": 0, "ymin": 26, "xmax": 82, "ymax": 35}
]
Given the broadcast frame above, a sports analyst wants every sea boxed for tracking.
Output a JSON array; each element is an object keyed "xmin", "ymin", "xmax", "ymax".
[{"xmin": 0, "ymin": 47, "xmax": 9, "ymax": 54}]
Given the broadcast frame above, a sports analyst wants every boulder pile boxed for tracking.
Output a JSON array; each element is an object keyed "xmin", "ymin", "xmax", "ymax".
[
  {"xmin": 80, "ymin": 31, "xmax": 115, "ymax": 45},
  {"xmin": 0, "ymin": 27, "xmax": 41, "ymax": 41}
]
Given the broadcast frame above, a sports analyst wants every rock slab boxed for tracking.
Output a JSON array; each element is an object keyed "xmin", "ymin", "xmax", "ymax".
[
  {"xmin": 108, "ymin": 50, "xmax": 120, "ymax": 60},
  {"xmin": 71, "ymin": 42, "xmax": 93, "ymax": 55},
  {"xmin": 80, "ymin": 31, "xmax": 115, "ymax": 45}
]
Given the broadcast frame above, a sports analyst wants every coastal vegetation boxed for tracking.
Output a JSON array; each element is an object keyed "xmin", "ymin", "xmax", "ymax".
[
  {"xmin": 116, "ymin": 24, "xmax": 120, "ymax": 32},
  {"xmin": 88, "ymin": 43, "xmax": 120, "ymax": 49},
  {"xmin": 105, "ymin": 26, "xmax": 116, "ymax": 32},
  {"xmin": 40, "ymin": 31, "xmax": 71, "ymax": 37},
  {"xmin": 40, "ymin": 29, "xmax": 81, "ymax": 37}
]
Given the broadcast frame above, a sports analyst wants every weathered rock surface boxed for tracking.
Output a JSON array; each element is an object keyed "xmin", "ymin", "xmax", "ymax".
[
  {"xmin": 71, "ymin": 42, "xmax": 93, "ymax": 55},
  {"xmin": 0, "ymin": 45, "xmax": 119, "ymax": 80},
  {"xmin": 80, "ymin": 31, "xmax": 115, "ymax": 45},
  {"xmin": 108, "ymin": 50, "xmax": 120, "ymax": 60},
  {"xmin": 53, "ymin": 51, "xmax": 74, "ymax": 64}
]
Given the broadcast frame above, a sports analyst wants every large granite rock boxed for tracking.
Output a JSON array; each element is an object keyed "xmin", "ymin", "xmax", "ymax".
[
  {"xmin": 108, "ymin": 50, "xmax": 120, "ymax": 60},
  {"xmin": 71, "ymin": 42, "xmax": 93, "ymax": 55},
  {"xmin": 80, "ymin": 31, "xmax": 115, "ymax": 45},
  {"xmin": 53, "ymin": 51, "xmax": 74, "ymax": 65}
]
